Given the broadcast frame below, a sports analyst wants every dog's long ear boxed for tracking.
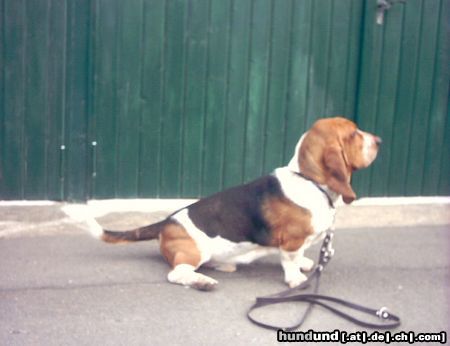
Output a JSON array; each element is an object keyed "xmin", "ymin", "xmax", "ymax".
[{"xmin": 323, "ymin": 146, "xmax": 356, "ymax": 204}]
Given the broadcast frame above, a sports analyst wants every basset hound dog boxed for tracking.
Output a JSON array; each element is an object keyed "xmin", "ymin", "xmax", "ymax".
[{"xmin": 80, "ymin": 117, "xmax": 381, "ymax": 291}]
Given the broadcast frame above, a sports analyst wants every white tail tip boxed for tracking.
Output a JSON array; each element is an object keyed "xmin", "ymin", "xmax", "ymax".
[{"xmin": 62, "ymin": 204, "xmax": 104, "ymax": 239}]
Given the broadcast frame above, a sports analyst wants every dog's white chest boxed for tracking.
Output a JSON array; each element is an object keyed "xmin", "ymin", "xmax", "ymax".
[
  {"xmin": 310, "ymin": 201, "xmax": 336, "ymax": 235},
  {"xmin": 274, "ymin": 167, "xmax": 336, "ymax": 236}
]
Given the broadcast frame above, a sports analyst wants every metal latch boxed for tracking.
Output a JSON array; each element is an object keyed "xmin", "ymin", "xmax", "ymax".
[{"xmin": 376, "ymin": 0, "xmax": 406, "ymax": 25}]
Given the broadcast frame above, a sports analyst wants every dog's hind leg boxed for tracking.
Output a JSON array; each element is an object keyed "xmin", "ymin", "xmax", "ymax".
[{"xmin": 159, "ymin": 222, "xmax": 218, "ymax": 291}]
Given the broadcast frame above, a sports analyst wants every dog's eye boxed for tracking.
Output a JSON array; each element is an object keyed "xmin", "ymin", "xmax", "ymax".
[{"xmin": 350, "ymin": 130, "xmax": 358, "ymax": 139}]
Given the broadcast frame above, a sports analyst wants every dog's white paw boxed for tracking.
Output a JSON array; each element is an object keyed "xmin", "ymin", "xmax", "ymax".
[
  {"xmin": 285, "ymin": 272, "xmax": 308, "ymax": 288},
  {"xmin": 299, "ymin": 257, "xmax": 314, "ymax": 272}
]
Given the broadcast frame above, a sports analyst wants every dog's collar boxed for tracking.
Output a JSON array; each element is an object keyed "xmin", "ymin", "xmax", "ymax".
[{"xmin": 292, "ymin": 171, "xmax": 335, "ymax": 209}]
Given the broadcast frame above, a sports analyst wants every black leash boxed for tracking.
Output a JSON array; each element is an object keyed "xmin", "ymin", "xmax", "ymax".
[{"xmin": 247, "ymin": 232, "xmax": 401, "ymax": 331}]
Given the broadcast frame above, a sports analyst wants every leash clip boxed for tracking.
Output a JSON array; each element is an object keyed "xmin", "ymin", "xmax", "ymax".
[
  {"xmin": 376, "ymin": 307, "xmax": 390, "ymax": 319},
  {"xmin": 320, "ymin": 232, "xmax": 335, "ymax": 263}
]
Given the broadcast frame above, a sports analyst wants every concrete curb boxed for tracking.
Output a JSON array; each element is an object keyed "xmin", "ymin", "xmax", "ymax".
[{"xmin": 0, "ymin": 197, "xmax": 449, "ymax": 239}]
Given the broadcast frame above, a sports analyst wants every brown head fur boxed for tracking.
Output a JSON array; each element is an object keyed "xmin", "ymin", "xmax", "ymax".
[{"xmin": 298, "ymin": 117, "xmax": 380, "ymax": 204}]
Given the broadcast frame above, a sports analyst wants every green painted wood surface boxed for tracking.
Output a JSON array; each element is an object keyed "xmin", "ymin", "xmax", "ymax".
[
  {"xmin": 182, "ymin": 0, "xmax": 209, "ymax": 197},
  {"xmin": 0, "ymin": 0, "xmax": 448, "ymax": 200},
  {"xmin": 222, "ymin": 0, "xmax": 251, "ymax": 189},
  {"xmin": 139, "ymin": 0, "xmax": 166, "ymax": 198},
  {"xmin": 160, "ymin": 0, "xmax": 188, "ymax": 198},
  {"xmin": 355, "ymin": 0, "xmax": 449, "ymax": 197},
  {"xmin": 3, "ymin": 0, "xmax": 27, "ymax": 199},
  {"xmin": 92, "ymin": 0, "xmax": 118, "ymax": 198},
  {"xmin": 64, "ymin": 0, "xmax": 90, "ymax": 201},
  {"xmin": 46, "ymin": 0, "xmax": 67, "ymax": 200},
  {"xmin": 203, "ymin": 0, "xmax": 232, "ymax": 195}
]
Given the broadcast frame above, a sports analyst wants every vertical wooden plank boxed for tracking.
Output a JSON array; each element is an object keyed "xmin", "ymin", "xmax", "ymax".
[
  {"xmin": 326, "ymin": 0, "xmax": 359, "ymax": 116},
  {"xmin": 139, "ymin": 0, "xmax": 166, "ymax": 197},
  {"xmin": 422, "ymin": 1, "xmax": 450, "ymax": 195},
  {"xmin": 222, "ymin": 0, "xmax": 251, "ymax": 189},
  {"xmin": 243, "ymin": 0, "xmax": 271, "ymax": 182},
  {"xmin": 438, "ymin": 110, "xmax": 450, "ymax": 194},
  {"xmin": 305, "ymin": 0, "xmax": 332, "ymax": 127},
  {"xmin": 181, "ymin": 0, "xmax": 209, "ymax": 197},
  {"xmin": 1, "ymin": 0, "xmax": 26, "ymax": 199},
  {"xmin": 46, "ymin": 0, "xmax": 66, "ymax": 200},
  {"xmin": 139, "ymin": 0, "xmax": 165, "ymax": 197},
  {"xmin": 368, "ymin": 2, "xmax": 403, "ymax": 197},
  {"xmin": 23, "ymin": 1, "xmax": 50, "ymax": 198},
  {"xmin": 93, "ymin": 0, "xmax": 119, "ymax": 198},
  {"xmin": 64, "ymin": 0, "xmax": 90, "ymax": 201},
  {"xmin": 159, "ymin": 0, "xmax": 187, "ymax": 197},
  {"xmin": 423, "ymin": 0, "xmax": 449, "ymax": 195},
  {"xmin": 344, "ymin": 0, "xmax": 364, "ymax": 117},
  {"xmin": 115, "ymin": 0, "xmax": 143, "ymax": 197},
  {"xmin": 85, "ymin": 0, "xmax": 97, "ymax": 199},
  {"xmin": 283, "ymin": 0, "xmax": 312, "ymax": 161},
  {"xmin": 354, "ymin": 1, "xmax": 384, "ymax": 197},
  {"xmin": 0, "ymin": 0, "xmax": 4, "ymax": 189},
  {"xmin": 387, "ymin": 0, "xmax": 422, "ymax": 196},
  {"xmin": 325, "ymin": 0, "xmax": 345, "ymax": 115},
  {"xmin": 262, "ymin": 0, "xmax": 291, "ymax": 173},
  {"xmin": 404, "ymin": 0, "xmax": 441, "ymax": 196},
  {"xmin": 201, "ymin": 0, "xmax": 230, "ymax": 195},
  {"xmin": 109, "ymin": 1, "xmax": 127, "ymax": 198},
  {"xmin": 421, "ymin": 12, "xmax": 450, "ymax": 196}
]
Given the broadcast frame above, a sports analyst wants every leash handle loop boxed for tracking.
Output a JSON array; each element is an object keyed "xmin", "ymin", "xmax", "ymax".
[
  {"xmin": 247, "ymin": 230, "xmax": 401, "ymax": 331},
  {"xmin": 247, "ymin": 292, "xmax": 401, "ymax": 331}
]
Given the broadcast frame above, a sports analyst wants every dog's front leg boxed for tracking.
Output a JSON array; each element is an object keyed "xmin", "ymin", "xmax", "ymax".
[{"xmin": 280, "ymin": 247, "xmax": 312, "ymax": 288}]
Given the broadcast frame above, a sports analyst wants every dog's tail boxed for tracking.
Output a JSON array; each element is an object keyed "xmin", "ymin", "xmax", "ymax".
[
  {"xmin": 101, "ymin": 222, "xmax": 165, "ymax": 243},
  {"xmin": 62, "ymin": 204, "xmax": 164, "ymax": 243}
]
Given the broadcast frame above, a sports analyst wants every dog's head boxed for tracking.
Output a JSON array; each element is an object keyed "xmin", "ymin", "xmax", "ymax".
[{"xmin": 290, "ymin": 117, "xmax": 381, "ymax": 204}]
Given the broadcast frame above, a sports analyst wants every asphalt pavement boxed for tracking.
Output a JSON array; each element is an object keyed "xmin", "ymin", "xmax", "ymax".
[{"xmin": 0, "ymin": 200, "xmax": 449, "ymax": 345}]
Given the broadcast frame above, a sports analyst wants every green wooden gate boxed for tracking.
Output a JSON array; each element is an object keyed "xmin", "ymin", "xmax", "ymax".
[{"xmin": 1, "ymin": 0, "xmax": 448, "ymax": 201}]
